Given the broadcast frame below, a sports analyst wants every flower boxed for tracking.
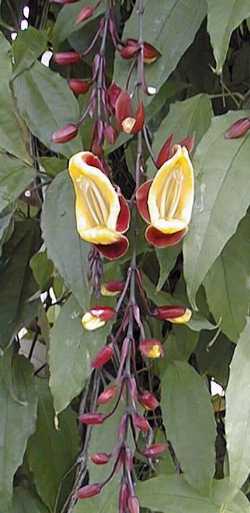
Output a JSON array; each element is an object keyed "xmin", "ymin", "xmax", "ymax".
[
  {"xmin": 138, "ymin": 391, "xmax": 159, "ymax": 411},
  {"xmin": 139, "ymin": 338, "xmax": 164, "ymax": 358},
  {"xmin": 101, "ymin": 280, "xmax": 124, "ymax": 296},
  {"xmin": 82, "ymin": 306, "xmax": 115, "ymax": 330},
  {"xmin": 120, "ymin": 39, "xmax": 160, "ymax": 64},
  {"xmin": 51, "ymin": 123, "xmax": 78, "ymax": 144},
  {"xmin": 225, "ymin": 117, "xmax": 250, "ymax": 139},
  {"xmin": 115, "ymin": 90, "xmax": 144, "ymax": 134},
  {"xmin": 69, "ymin": 151, "xmax": 130, "ymax": 259},
  {"xmin": 143, "ymin": 443, "xmax": 168, "ymax": 458},
  {"xmin": 156, "ymin": 134, "xmax": 195, "ymax": 168},
  {"xmin": 53, "ymin": 51, "xmax": 81, "ymax": 65},
  {"xmin": 90, "ymin": 452, "xmax": 111, "ymax": 465},
  {"xmin": 132, "ymin": 413, "xmax": 150, "ymax": 433},
  {"xmin": 91, "ymin": 344, "xmax": 114, "ymax": 368},
  {"xmin": 136, "ymin": 145, "xmax": 194, "ymax": 247},
  {"xmin": 76, "ymin": 5, "xmax": 95, "ymax": 24},
  {"xmin": 79, "ymin": 412, "xmax": 105, "ymax": 425},
  {"xmin": 68, "ymin": 79, "xmax": 91, "ymax": 96},
  {"xmin": 153, "ymin": 305, "xmax": 192, "ymax": 324},
  {"xmin": 77, "ymin": 483, "xmax": 102, "ymax": 499},
  {"xmin": 97, "ymin": 384, "xmax": 117, "ymax": 405}
]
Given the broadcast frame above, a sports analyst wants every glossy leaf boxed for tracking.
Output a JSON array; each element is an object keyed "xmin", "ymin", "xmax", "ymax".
[
  {"xmin": 183, "ymin": 111, "xmax": 250, "ymax": 307},
  {"xmin": 161, "ymin": 361, "xmax": 216, "ymax": 493},
  {"xmin": 204, "ymin": 215, "xmax": 250, "ymax": 342},
  {"xmin": 42, "ymin": 171, "xmax": 90, "ymax": 310}
]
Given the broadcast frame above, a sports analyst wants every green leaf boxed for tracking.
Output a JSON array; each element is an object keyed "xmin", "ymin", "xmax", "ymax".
[
  {"xmin": 0, "ymin": 220, "xmax": 41, "ymax": 348},
  {"xmin": 12, "ymin": 487, "xmax": 49, "ymax": 513},
  {"xmin": 49, "ymin": 296, "xmax": 110, "ymax": 413},
  {"xmin": 42, "ymin": 171, "xmax": 90, "ymax": 310},
  {"xmin": 183, "ymin": 111, "xmax": 250, "ymax": 307},
  {"xmin": 161, "ymin": 361, "xmax": 216, "ymax": 493},
  {"xmin": 156, "ymin": 244, "xmax": 180, "ymax": 291},
  {"xmin": 0, "ymin": 207, "xmax": 13, "ymax": 256},
  {"xmin": 137, "ymin": 475, "xmax": 250, "ymax": 513},
  {"xmin": 226, "ymin": 319, "xmax": 250, "ymax": 490},
  {"xmin": 0, "ymin": 155, "xmax": 35, "ymax": 213},
  {"xmin": 207, "ymin": 0, "xmax": 250, "ymax": 73},
  {"xmin": 149, "ymin": 94, "xmax": 212, "ymax": 177},
  {"xmin": 30, "ymin": 251, "xmax": 54, "ymax": 292},
  {"xmin": 195, "ymin": 332, "xmax": 234, "ymax": 388},
  {"xmin": 114, "ymin": 0, "xmax": 207, "ymax": 103},
  {"xmin": 27, "ymin": 380, "xmax": 80, "ymax": 511},
  {"xmin": 165, "ymin": 326, "xmax": 199, "ymax": 363},
  {"xmin": 52, "ymin": 0, "xmax": 105, "ymax": 47},
  {"xmin": 0, "ymin": 352, "xmax": 38, "ymax": 512},
  {"xmin": 204, "ymin": 215, "xmax": 250, "ymax": 342},
  {"xmin": 13, "ymin": 61, "xmax": 82, "ymax": 158},
  {"xmin": 0, "ymin": 34, "xmax": 30, "ymax": 162},
  {"xmin": 12, "ymin": 27, "xmax": 48, "ymax": 78}
]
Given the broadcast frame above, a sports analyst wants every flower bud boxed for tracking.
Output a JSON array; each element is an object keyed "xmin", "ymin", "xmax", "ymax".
[
  {"xmin": 156, "ymin": 134, "xmax": 174, "ymax": 168},
  {"xmin": 77, "ymin": 483, "xmax": 102, "ymax": 499},
  {"xmin": 79, "ymin": 412, "xmax": 105, "ymax": 425},
  {"xmin": 144, "ymin": 443, "xmax": 168, "ymax": 458},
  {"xmin": 132, "ymin": 413, "xmax": 150, "ymax": 433},
  {"xmin": 119, "ymin": 482, "xmax": 129, "ymax": 513},
  {"xmin": 76, "ymin": 5, "xmax": 95, "ymax": 24},
  {"xmin": 128, "ymin": 496, "xmax": 140, "ymax": 513},
  {"xmin": 53, "ymin": 51, "xmax": 81, "ymax": 66},
  {"xmin": 91, "ymin": 344, "xmax": 114, "ymax": 369},
  {"xmin": 104, "ymin": 125, "xmax": 118, "ymax": 145},
  {"xmin": 90, "ymin": 452, "xmax": 110, "ymax": 465},
  {"xmin": 139, "ymin": 391, "xmax": 159, "ymax": 411},
  {"xmin": 153, "ymin": 306, "xmax": 192, "ymax": 324},
  {"xmin": 120, "ymin": 40, "xmax": 140, "ymax": 60},
  {"xmin": 122, "ymin": 102, "xmax": 144, "ymax": 135},
  {"xmin": 225, "ymin": 117, "xmax": 250, "ymax": 139},
  {"xmin": 82, "ymin": 306, "xmax": 115, "ymax": 331},
  {"xmin": 51, "ymin": 123, "xmax": 78, "ymax": 144},
  {"xmin": 107, "ymin": 82, "xmax": 122, "ymax": 111},
  {"xmin": 139, "ymin": 338, "xmax": 164, "ymax": 358},
  {"xmin": 101, "ymin": 280, "xmax": 124, "ymax": 296},
  {"xmin": 97, "ymin": 384, "xmax": 117, "ymax": 405},
  {"xmin": 68, "ymin": 79, "xmax": 91, "ymax": 96},
  {"xmin": 143, "ymin": 42, "xmax": 161, "ymax": 64}
]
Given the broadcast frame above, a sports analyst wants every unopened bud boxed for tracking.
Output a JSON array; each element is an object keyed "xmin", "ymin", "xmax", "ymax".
[
  {"xmin": 90, "ymin": 452, "xmax": 110, "ymax": 465},
  {"xmin": 97, "ymin": 384, "xmax": 117, "ymax": 405},
  {"xmin": 76, "ymin": 5, "xmax": 95, "ymax": 24},
  {"xmin": 225, "ymin": 117, "xmax": 250, "ymax": 139},
  {"xmin": 91, "ymin": 344, "xmax": 114, "ymax": 369},
  {"xmin": 132, "ymin": 413, "xmax": 150, "ymax": 433},
  {"xmin": 68, "ymin": 79, "xmax": 91, "ymax": 96},
  {"xmin": 51, "ymin": 123, "xmax": 78, "ymax": 144},
  {"xmin": 139, "ymin": 391, "xmax": 159, "ymax": 411},
  {"xmin": 144, "ymin": 443, "xmax": 168, "ymax": 458},
  {"xmin": 77, "ymin": 483, "xmax": 102, "ymax": 499},
  {"xmin": 153, "ymin": 306, "xmax": 191, "ymax": 324},
  {"xmin": 79, "ymin": 412, "xmax": 105, "ymax": 425},
  {"xmin": 53, "ymin": 51, "xmax": 81, "ymax": 66},
  {"xmin": 101, "ymin": 280, "xmax": 124, "ymax": 296}
]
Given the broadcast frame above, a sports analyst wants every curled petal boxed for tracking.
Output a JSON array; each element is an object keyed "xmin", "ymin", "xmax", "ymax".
[
  {"xmin": 156, "ymin": 134, "xmax": 174, "ymax": 168},
  {"xmin": 95, "ymin": 236, "xmax": 129, "ymax": 260},
  {"xmin": 107, "ymin": 82, "xmax": 122, "ymax": 111},
  {"xmin": 136, "ymin": 180, "xmax": 152, "ymax": 223},
  {"xmin": 139, "ymin": 338, "xmax": 164, "ymax": 358},
  {"xmin": 143, "ymin": 42, "xmax": 161, "ymax": 64},
  {"xmin": 82, "ymin": 312, "xmax": 106, "ymax": 330},
  {"xmin": 179, "ymin": 135, "xmax": 195, "ymax": 153},
  {"xmin": 145, "ymin": 225, "xmax": 187, "ymax": 247},
  {"xmin": 115, "ymin": 90, "xmax": 132, "ymax": 124},
  {"xmin": 101, "ymin": 280, "xmax": 124, "ymax": 296},
  {"xmin": 153, "ymin": 305, "xmax": 192, "ymax": 324},
  {"xmin": 131, "ymin": 102, "xmax": 145, "ymax": 134},
  {"xmin": 116, "ymin": 194, "xmax": 130, "ymax": 233}
]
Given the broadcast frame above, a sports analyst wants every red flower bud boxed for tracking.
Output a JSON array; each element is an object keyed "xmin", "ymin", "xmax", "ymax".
[
  {"xmin": 143, "ymin": 443, "xmax": 168, "ymax": 458},
  {"xmin": 104, "ymin": 125, "xmax": 118, "ymax": 145},
  {"xmin": 153, "ymin": 305, "xmax": 191, "ymax": 323},
  {"xmin": 77, "ymin": 483, "xmax": 102, "ymax": 499},
  {"xmin": 132, "ymin": 413, "xmax": 150, "ymax": 433},
  {"xmin": 120, "ymin": 40, "xmax": 140, "ymax": 60},
  {"xmin": 143, "ymin": 42, "xmax": 161, "ymax": 64},
  {"xmin": 128, "ymin": 496, "xmax": 140, "ymax": 513},
  {"xmin": 107, "ymin": 82, "xmax": 122, "ymax": 111},
  {"xmin": 179, "ymin": 135, "xmax": 195, "ymax": 153},
  {"xmin": 139, "ymin": 391, "xmax": 159, "ymax": 411},
  {"xmin": 119, "ymin": 482, "xmax": 129, "ymax": 513},
  {"xmin": 139, "ymin": 338, "xmax": 164, "ymax": 359},
  {"xmin": 90, "ymin": 306, "xmax": 116, "ymax": 321},
  {"xmin": 91, "ymin": 344, "xmax": 114, "ymax": 369},
  {"xmin": 101, "ymin": 280, "xmax": 124, "ymax": 295},
  {"xmin": 90, "ymin": 452, "xmax": 110, "ymax": 465},
  {"xmin": 50, "ymin": 0, "xmax": 77, "ymax": 3},
  {"xmin": 68, "ymin": 79, "xmax": 91, "ymax": 96},
  {"xmin": 156, "ymin": 134, "xmax": 174, "ymax": 168},
  {"xmin": 79, "ymin": 412, "xmax": 105, "ymax": 425},
  {"xmin": 51, "ymin": 123, "xmax": 78, "ymax": 144},
  {"xmin": 53, "ymin": 52, "xmax": 81, "ymax": 66},
  {"xmin": 76, "ymin": 5, "xmax": 95, "ymax": 24},
  {"xmin": 225, "ymin": 117, "xmax": 250, "ymax": 139},
  {"xmin": 97, "ymin": 384, "xmax": 117, "ymax": 405}
]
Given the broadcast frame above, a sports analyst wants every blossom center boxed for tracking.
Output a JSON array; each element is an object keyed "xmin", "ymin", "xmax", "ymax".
[{"xmin": 158, "ymin": 169, "xmax": 183, "ymax": 220}]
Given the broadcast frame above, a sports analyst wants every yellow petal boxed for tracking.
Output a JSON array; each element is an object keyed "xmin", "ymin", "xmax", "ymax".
[
  {"xmin": 69, "ymin": 152, "xmax": 120, "ymax": 242},
  {"xmin": 101, "ymin": 285, "xmax": 120, "ymax": 296},
  {"xmin": 78, "ymin": 227, "xmax": 121, "ymax": 245},
  {"xmin": 148, "ymin": 145, "xmax": 194, "ymax": 234},
  {"xmin": 170, "ymin": 308, "xmax": 192, "ymax": 324},
  {"xmin": 82, "ymin": 312, "xmax": 106, "ymax": 331},
  {"xmin": 148, "ymin": 345, "xmax": 162, "ymax": 358}
]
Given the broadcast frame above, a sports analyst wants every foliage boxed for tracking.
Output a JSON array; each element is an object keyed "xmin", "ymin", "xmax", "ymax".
[{"xmin": 0, "ymin": 1, "xmax": 250, "ymax": 513}]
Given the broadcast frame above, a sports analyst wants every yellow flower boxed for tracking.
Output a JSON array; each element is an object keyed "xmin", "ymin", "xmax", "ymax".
[
  {"xmin": 136, "ymin": 145, "xmax": 194, "ymax": 247},
  {"xmin": 69, "ymin": 152, "xmax": 130, "ymax": 259}
]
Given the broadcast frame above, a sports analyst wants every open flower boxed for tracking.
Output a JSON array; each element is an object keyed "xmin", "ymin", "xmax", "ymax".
[
  {"xmin": 115, "ymin": 90, "xmax": 144, "ymax": 134},
  {"xmin": 139, "ymin": 338, "xmax": 164, "ymax": 358},
  {"xmin": 69, "ymin": 151, "xmax": 130, "ymax": 259},
  {"xmin": 136, "ymin": 145, "xmax": 194, "ymax": 247},
  {"xmin": 82, "ymin": 306, "xmax": 115, "ymax": 331},
  {"xmin": 153, "ymin": 305, "xmax": 192, "ymax": 324}
]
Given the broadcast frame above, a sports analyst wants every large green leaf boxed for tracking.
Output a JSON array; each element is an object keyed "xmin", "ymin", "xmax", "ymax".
[
  {"xmin": 183, "ymin": 111, "xmax": 250, "ymax": 307},
  {"xmin": 113, "ymin": 0, "xmax": 207, "ymax": 102},
  {"xmin": 226, "ymin": 319, "xmax": 250, "ymax": 490},
  {"xmin": 49, "ymin": 296, "xmax": 110, "ymax": 414},
  {"xmin": 149, "ymin": 94, "xmax": 212, "ymax": 177},
  {"xmin": 207, "ymin": 1, "xmax": 250, "ymax": 73},
  {"xmin": 12, "ymin": 487, "xmax": 49, "ymax": 513},
  {"xmin": 137, "ymin": 475, "xmax": 250, "ymax": 513},
  {"xmin": 161, "ymin": 361, "xmax": 216, "ymax": 493},
  {"xmin": 27, "ymin": 380, "xmax": 80, "ymax": 511},
  {"xmin": 195, "ymin": 332, "xmax": 234, "ymax": 388},
  {"xmin": 13, "ymin": 61, "xmax": 82, "ymax": 158},
  {"xmin": 0, "ymin": 220, "xmax": 40, "ymax": 349},
  {"xmin": 42, "ymin": 171, "xmax": 90, "ymax": 310},
  {"xmin": 0, "ymin": 155, "xmax": 35, "ymax": 213},
  {"xmin": 0, "ymin": 34, "xmax": 30, "ymax": 162},
  {"xmin": 0, "ymin": 353, "xmax": 38, "ymax": 512},
  {"xmin": 156, "ymin": 244, "xmax": 180, "ymax": 291},
  {"xmin": 204, "ymin": 215, "xmax": 250, "ymax": 342},
  {"xmin": 12, "ymin": 27, "xmax": 48, "ymax": 78}
]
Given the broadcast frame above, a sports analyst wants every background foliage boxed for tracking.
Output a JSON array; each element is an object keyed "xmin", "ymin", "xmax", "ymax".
[{"xmin": 1, "ymin": 1, "xmax": 250, "ymax": 512}]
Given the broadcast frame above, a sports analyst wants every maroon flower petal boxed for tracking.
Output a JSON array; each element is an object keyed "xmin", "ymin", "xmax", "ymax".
[
  {"xmin": 145, "ymin": 226, "xmax": 187, "ymax": 248},
  {"xmin": 115, "ymin": 90, "xmax": 132, "ymax": 124},
  {"xmin": 156, "ymin": 133, "xmax": 174, "ymax": 168},
  {"xmin": 116, "ymin": 194, "xmax": 130, "ymax": 233},
  {"xmin": 136, "ymin": 180, "xmax": 152, "ymax": 223},
  {"xmin": 95, "ymin": 236, "xmax": 129, "ymax": 260},
  {"xmin": 131, "ymin": 102, "xmax": 145, "ymax": 134}
]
